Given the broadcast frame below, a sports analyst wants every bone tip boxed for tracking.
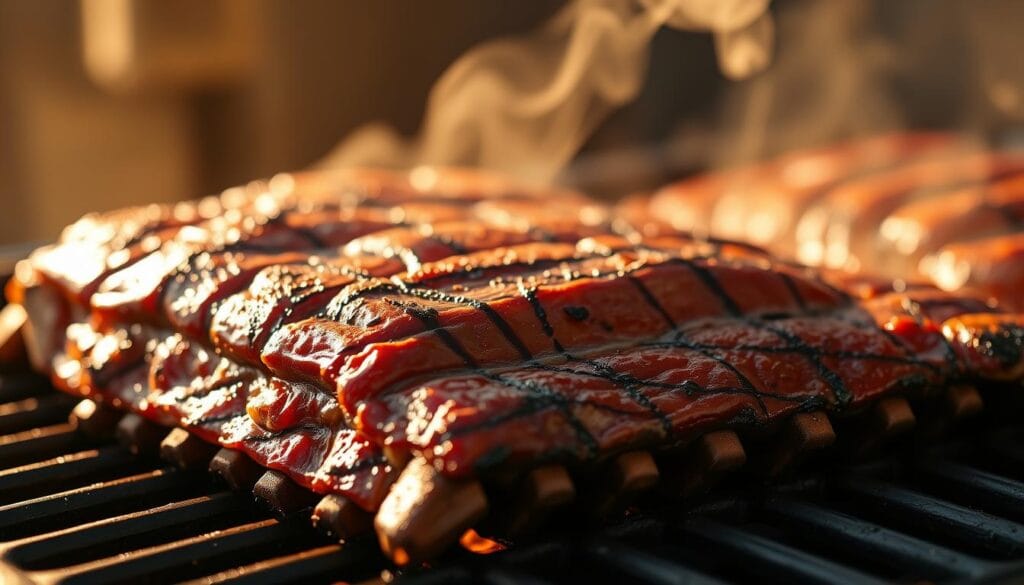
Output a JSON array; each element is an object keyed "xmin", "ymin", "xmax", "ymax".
[
  {"xmin": 614, "ymin": 451, "xmax": 660, "ymax": 492},
  {"xmin": 115, "ymin": 413, "xmax": 166, "ymax": 456},
  {"xmin": 700, "ymin": 430, "xmax": 747, "ymax": 470},
  {"xmin": 948, "ymin": 385, "xmax": 983, "ymax": 419},
  {"xmin": 252, "ymin": 470, "xmax": 318, "ymax": 515},
  {"xmin": 209, "ymin": 447, "xmax": 263, "ymax": 491},
  {"xmin": 792, "ymin": 411, "xmax": 836, "ymax": 449},
  {"xmin": 876, "ymin": 396, "xmax": 916, "ymax": 434},
  {"xmin": 70, "ymin": 399, "xmax": 123, "ymax": 439},
  {"xmin": 312, "ymin": 494, "xmax": 372, "ymax": 540},
  {"xmin": 159, "ymin": 428, "xmax": 216, "ymax": 470},
  {"xmin": 506, "ymin": 464, "xmax": 576, "ymax": 537},
  {"xmin": 374, "ymin": 457, "xmax": 488, "ymax": 565},
  {"xmin": 527, "ymin": 464, "xmax": 575, "ymax": 507}
]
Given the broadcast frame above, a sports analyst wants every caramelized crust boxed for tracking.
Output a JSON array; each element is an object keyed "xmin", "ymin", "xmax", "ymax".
[
  {"xmin": 632, "ymin": 133, "xmax": 1024, "ymax": 311},
  {"xmin": 7, "ymin": 165, "xmax": 1024, "ymax": 515}
]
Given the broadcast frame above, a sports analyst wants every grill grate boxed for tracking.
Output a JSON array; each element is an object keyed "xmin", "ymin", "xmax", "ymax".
[{"xmin": 3, "ymin": 372, "xmax": 1024, "ymax": 584}]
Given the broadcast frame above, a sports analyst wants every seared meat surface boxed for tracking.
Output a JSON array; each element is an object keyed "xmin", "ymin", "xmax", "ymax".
[
  {"xmin": 6, "ymin": 164, "xmax": 1024, "ymax": 562},
  {"xmin": 633, "ymin": 133, "xmax": 1024, "ymax": 310}
]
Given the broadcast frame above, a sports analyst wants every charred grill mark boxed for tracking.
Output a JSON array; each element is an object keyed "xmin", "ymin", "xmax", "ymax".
[
  {"xmin": 519, "ymin": 285, "xmax": 561, "ymax": 350},
  {"xmin": 464, "ymin": 299, "xmax": 535, "ymax": 361},
  {"xmin": 397, "ymin": 292, "xmax": 602, "ymax": 459},
  {"xmin": 620, "ymin": 274, "xmax": 774, "ymax": 416},
  {"xmin": 393, "ymin": 299, "xmax": 480, "ymax": 369},
  {"xmin": 319, "ymin": 248, "xmax": 709, "ymax": 331},
  {"xmin": 325, "ymin": 281, "xmax": 404, "ymax": 321},
  {"xmin": 752, "ymin": 320, "xmax": 852, "ymax": 407},
  {"xmin": 402, "ymin": 245, "xmax": 619, "ymax": 287},
  {"xmin": 676, "ymin": 334, "xmax": 772, "ymax": 415},
  {"xmin": 320, "ymin": 250, "xmax": 624, "ymax": 326},
  {"xmin": 326, "ymin": 454, "xmax": 389, "ymax": 477},
  {"xmin": 779, "ymin": 260, "xmax": 855, "ymax": 306},
  {"xmin": 423, "ymin": 233, "xmax": 471, "ymax": 255},
  {"xmin": 627, "ymin": 276, "xmax": 676, "ymax": 329},
  {"xmin": 243, "ymin": 423, "xmax": 329, "ymax": 444},
  {"xmin": 563, "ymin": 305, "xmax": 590, "ymax": 321},
  {"xmin": 665, "ymin": 257, "xmax": 743, "ymax": 317},
  {"xmin": 390, "ymin": 281, "xmax": 537, "ymax": 363},
  {"xmin": 518, "ymin": 281, "xmax": 676, "ymax": 438},
  {"xmin": 441, "ymin": 373, "xmax": 823, "ymax": 447},
  {"xmin": 316, "ymin": 245, "xmax": 847, "ymax": 442},
  {"xmin": 541, "ymin": 361, "xmax": 816, "ymax": 406},
  {"xmin": 632, "ymin": 253, "xmax": 785, "ymax": 415},
  {"xmin": 779, "ymin": 272, "xmax": 809, "ymax": 311},
  {"xmin": 190, "ymin": 411, "xmax": 246, "ymax": 426},
  {"xmin": 172, "ymin": 375, "xmax": 247, "ymax": 402},
  {"xmin": 640, "ymin": 336, "xmax": 947, "ymax": 367}
]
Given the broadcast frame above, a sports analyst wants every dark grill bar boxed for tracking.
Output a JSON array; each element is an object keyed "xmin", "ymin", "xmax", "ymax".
[
  {"xmin": 4, "ymin": 371, "xmax": 1024, "ymax": 584},
  {"xmin": 760, "ymin": 498, "xmax": 990, "ymax": 581}
]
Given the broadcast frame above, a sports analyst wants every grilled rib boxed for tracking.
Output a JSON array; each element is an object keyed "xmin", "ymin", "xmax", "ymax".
[
  {"xmin": 6, "ymin": 165, "xmax": 1024, "ymax": 565},
  {"xmin": 635, "ymin": 133, "xmax": 1024, "ymax": 310}
]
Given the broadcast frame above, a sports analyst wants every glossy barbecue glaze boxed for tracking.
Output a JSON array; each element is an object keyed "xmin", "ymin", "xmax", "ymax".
[
  {"xmin": 7, "ymin": 166, "xmax": 1024, "ymax": 522},
  {"xmin": 636, "ymin": 133, "xmax": 1024, "ymax": 309}
]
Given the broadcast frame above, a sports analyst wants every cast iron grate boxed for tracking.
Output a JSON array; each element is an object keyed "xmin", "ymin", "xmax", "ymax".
[{"xmin": 3, "ymin": 370, "xmax": 1024, "ymax": 584}]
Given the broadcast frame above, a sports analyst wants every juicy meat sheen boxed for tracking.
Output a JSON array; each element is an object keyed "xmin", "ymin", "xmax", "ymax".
[
  {"xmin": 633, "ymin": 134, "xmax": 1024, "ymax": 310},
  {"xmin": 8, "ymin": 166, "xmax": 1024, "ymax": 516}
]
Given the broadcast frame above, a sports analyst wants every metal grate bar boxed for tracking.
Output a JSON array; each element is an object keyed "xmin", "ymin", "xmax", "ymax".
[
  {"xmin": 187, "ymin": 542, "xmax": 379, "ymax": 585},
  {"xmin": 3, "ymin": 493, "xmax": 256, "ymax": 570},
  {"xmin": 0, "ymin": 373, "xmax": 47, "ymax": 404},
  {"xmin": 761, "ymin": 496, "xmax": 993, "ymax": 581},
  {"xmin": 0, "ymin": 395, "xmax": 76, "ymax": 435},
  {"xmin": 0, "ymin": 424, "xmax": 85, "ymax": 469},
  {"xmin": 0, "ymin": 447, "xmax": 147, "ymax": 505},
  {"xmin": 832, "ymin": 476, "xmax": 1024, "ymax": 559},
  {"xmin": 575, "ymin": 539, "xmax": 728, "ymax": 585},
  {"xmin": 912, "ymin": 458, "xmax": 1024, "ymax": 521},
  {"xmin": 481, "ymin": 568, "xmax": 559, "ymax": 585},
  {"xmin": 677, "ymin": 517, "xmax": 886, "ymax": 585},
  {"xmin": 50, "ymin": 519, "xmax": 310, "ymax": 585},
  {"xmin": 0, "ymin": 468, "xmax": 206, "ymax": 540}
]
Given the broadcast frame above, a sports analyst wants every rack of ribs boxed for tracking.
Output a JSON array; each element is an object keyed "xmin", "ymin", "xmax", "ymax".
[
  {"xmin": 631, "ymin": 133, "xmax": 1024, "ymax": 310},
  {"xmin": 5, "ymin": 166, "xmax": 1024, "ymax": 564}
]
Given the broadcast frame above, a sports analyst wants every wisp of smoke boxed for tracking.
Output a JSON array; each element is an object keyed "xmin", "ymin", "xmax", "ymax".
[{"xmin": 318, "ymin": 0, "xmax": 773, "ymax": 182}]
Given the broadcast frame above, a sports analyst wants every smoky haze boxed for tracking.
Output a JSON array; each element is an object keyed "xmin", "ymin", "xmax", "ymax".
[{"xmin": 318, "ymin": 0, "xmax": 772, "ymax": 183}]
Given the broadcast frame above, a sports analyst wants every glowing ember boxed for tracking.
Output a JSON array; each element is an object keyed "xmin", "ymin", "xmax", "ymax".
[{"xmin": 459, "ymin": 529, "xmax": 507, "ymax": 555}]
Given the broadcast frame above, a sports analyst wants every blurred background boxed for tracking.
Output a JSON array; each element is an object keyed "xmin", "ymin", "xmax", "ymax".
[{"xmin": 1, "ymin": 0, "xmax": 1022, "ymax": 246}]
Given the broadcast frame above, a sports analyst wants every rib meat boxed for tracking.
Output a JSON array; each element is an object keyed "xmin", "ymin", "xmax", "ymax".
[
  {"xmin": 6, "ymin": 165, "xmax": 1024, "ymax": 559},
  {"xmin": 635, "ymin": 134, "xmax": 1024, "ymax": 310}
]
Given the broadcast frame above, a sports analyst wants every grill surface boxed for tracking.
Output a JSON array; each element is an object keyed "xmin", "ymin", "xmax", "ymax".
[{"xmin": 3, "ymin": 371, "xmax": 1024, "ymax": 584}]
